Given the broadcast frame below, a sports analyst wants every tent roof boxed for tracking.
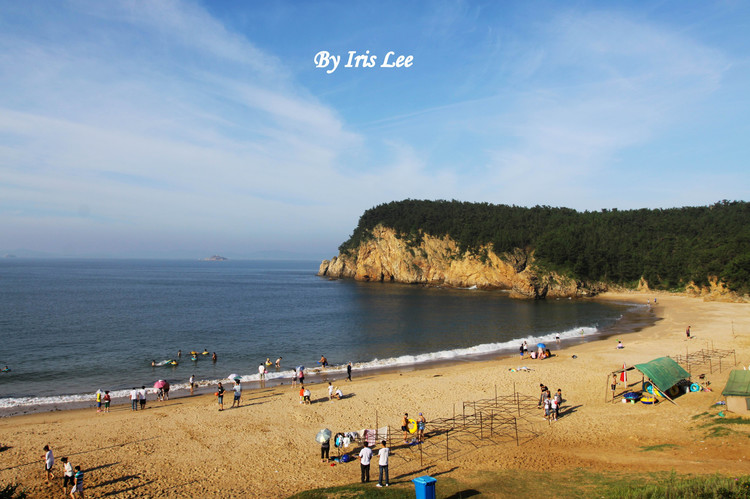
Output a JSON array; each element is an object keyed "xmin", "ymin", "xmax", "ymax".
[
  {"xmin": 722, "ymin": 370, "xmax": 750, "ymax": 397},
  {"xmin": 634, "ymin": 357, "xmax": 690, "ymax": 393}
]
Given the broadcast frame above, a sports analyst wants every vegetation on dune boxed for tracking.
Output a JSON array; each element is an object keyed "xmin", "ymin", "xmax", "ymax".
[{"xmin": 338, "ymin": 199, "xmax": 750, "ymax": 294}]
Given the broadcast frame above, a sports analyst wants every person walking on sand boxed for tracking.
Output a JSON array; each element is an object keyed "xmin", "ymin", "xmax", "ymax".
[
  {"xmin": 686, "ymin": 325, "xmax": 691, "ymax": 339},
  {"xmin": 61, "ymin": 457, "xmax": 73, "ymax": 493},
  {"xmin": 401, "ymin": 413, "xmax": 410, "ymax": 442},
  {"xmin": 347, "ymin": 362, "xmax": 352, "ymax": 381},
  {"xmin": 42, "ymin": 445, "xmax": 54, "ymax": 482},
  {"xmin": 537, "ymin": 384, "xmax": 547, "ymax": 409},
  {"xmin": 376, "ymin": 440, "xmax": 390, "ymax": 487},
  {"xmin": 232, "ymin": 380, "xmax": 242, "ymax": 408},
  {"xmin": 69, "ymin": 465, "xmax": 83, "ymax": 498},
  {"xmin": 359, "ymin": 442, "xmax": 373, "ymax": 483},
  {"xmin": 417, "ymin": 412, "xmax": 427, "ymax": 443},
  {"xmin": 217, "ymin": 382, "xmax": 225, "ymax": 411}
]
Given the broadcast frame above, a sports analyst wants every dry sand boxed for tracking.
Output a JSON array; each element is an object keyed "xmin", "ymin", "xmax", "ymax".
[{"xmin": 1, "ymin": 292, "xmax": 749, "ymax": 498}]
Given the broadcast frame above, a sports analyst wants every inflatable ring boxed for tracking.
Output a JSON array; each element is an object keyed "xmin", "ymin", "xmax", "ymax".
[
  {"xmin": 690, "ymin": 383, "xmax": 701, "ymax": 392},
  {"xmin": 645, "ymin": 383, "xmax": 654, "ymax": 394},
  {"xmin": 407, "ymin": 419, "xmax": 418, "ymax": 434},
  {"xmin": 191, "ymin": 351, "xmax": 199, "ymax": 355},
  {"xmin": 641, "ymin": 395, "xmax": 657, "ymax": 404},
  {"xmin": 624, "ymin": 392, "xmax": 641, "ymax": 401},
  {"xmin": 668, "ymin": 385, "xmax": 680, "ymax": 397}
]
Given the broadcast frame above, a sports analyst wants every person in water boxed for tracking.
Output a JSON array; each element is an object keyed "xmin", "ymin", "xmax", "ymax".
[
  {"xmin": 212, "ymin": 352, "xmax": 217, "ymax": 362},
  {"xmin": 319, "ymin": 355, "xmax": 328, "ymax": 367}
]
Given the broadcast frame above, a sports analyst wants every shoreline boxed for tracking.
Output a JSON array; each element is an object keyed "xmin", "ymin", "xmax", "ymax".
[
  {"xmin": 0, "ymin": 295, "xmax": 652, "ymax": 418},
  {"xmin": 1, "ymin": 290, "xmax": 749, "ymax": 497}
]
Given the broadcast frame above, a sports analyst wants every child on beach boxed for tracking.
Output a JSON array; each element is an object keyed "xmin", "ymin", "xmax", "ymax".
[
  {"xmin": 70, "ymin": 465, "xmax": 83, "ymax": 498},
  {"xmin": 61, "ymin": 457, "xmax": 74, "ymax": 492},
  {"xmin": 303, "ymin": 387, "xmax": 311, "ymax": 404},
  {"xmin": 555, "ymin": 389, "xmax": 563, "ymax": 419},
  {"xmin": 103, "ymin": 391, "xmax": 110, "ymax": 413},
  {"xmin": 299, "ymin": 385, "xmax": 305, "ymax": 404},
  {"xmin": 217, "ymin": 382, "xmax": 225, "ymax": 411},
  {"xmin": 42, "ymin": 445, "xmax": 54, "ymax": 482}
]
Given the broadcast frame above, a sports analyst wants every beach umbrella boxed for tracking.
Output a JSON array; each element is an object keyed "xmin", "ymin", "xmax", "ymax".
[
  {"xmin": 537, "ymin": 343, "xmax": 546, "ymax": 349},
  {"xmin": 315, "ymin": 428, "xmax": 332, "ymax": 443},
  {"xmin": 228, "ymin": 373, "xmax": 239, "ymax": 381},
  {"xmin": 296, "ymin": 365, "xmax": 305, "ymax": 372},
  {"xmin": 620, "ymin": 362, "xmax": 627, "ymax": 384},
  {"xmin": 154, "ymin": 380, "xmax": 168, "ymax": 389}
]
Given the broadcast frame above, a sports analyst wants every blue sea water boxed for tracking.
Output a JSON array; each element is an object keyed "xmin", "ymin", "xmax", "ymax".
[{"xmin": 0, "ymin": 259, "xmax": 640, "ymax": 411}]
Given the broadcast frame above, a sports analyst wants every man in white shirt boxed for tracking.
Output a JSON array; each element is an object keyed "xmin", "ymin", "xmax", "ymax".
[
  {"xmin": 258, "ymin": 363, "xmax": 265, "ymax": 380},
  {"xmin": 130, "ymin": 387, "xmax": 138, "ymax": 411},
  {"xmin": 358, "ymin": 442, "xmax": 373, "ymax": 483},
  {"xmin": 232, "ymin": 381, "xmax": 242, "ymax": 408},
  {"xmin": 376, "ymin": 440, "xmax": 390, "ymax": 487}
]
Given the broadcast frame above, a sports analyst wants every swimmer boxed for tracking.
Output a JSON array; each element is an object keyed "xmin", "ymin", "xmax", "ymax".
[{"xmin": 275, "ymin": 357, "xmax": 282, "ymax": 368}]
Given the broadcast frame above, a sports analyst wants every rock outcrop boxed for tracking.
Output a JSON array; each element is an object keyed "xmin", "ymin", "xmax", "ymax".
[{"xmin": 319, "ymin": 226, "xmax": 606, "ymax": 299}]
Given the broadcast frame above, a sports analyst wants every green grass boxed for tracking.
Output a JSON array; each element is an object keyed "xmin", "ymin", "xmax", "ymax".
[{"xmin": 288, "ymin": 470, "xmax": 750, "ymax": 499}]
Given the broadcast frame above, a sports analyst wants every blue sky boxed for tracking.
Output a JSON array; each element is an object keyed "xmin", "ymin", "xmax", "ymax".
[{"xmin": 1, "ymin": 1, "xmax": 748, "ymax": 259}]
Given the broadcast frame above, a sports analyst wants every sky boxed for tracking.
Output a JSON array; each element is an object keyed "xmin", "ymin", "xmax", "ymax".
[{"xmin": 1, "ymin": 1, "xmax": 749, "ymax": 259}]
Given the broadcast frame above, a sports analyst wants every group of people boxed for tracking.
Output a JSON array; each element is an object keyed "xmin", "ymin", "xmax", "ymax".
[
  {"xmin": 520, "ymin": 341, "xmax": 553, "ymax": 360},
  {"xmin": 95, "ymin": 390, "xmax": 111, "ymax": 413},
  {"xmin": 357, "ymin": 440, "xmax": 390, "ymax": 487},
  {"xmin": 401, "ymin": 412, "xmax": 427, "ymax": 443},
  {"xmin": 538, "ymin": 384, "xmax": 563, "ymax": 421},
  {"xmin": 42, "ymin": 445, "xmax": 84, "ymax": 498}
]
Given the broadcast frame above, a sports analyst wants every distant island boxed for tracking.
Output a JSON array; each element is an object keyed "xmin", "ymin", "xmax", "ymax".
[{"xmin": 203, "ymin": 255, "xmax": 228, "ymax": 261}]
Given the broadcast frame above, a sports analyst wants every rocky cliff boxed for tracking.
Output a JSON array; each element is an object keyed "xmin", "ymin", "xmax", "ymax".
[{"xmin": 318, "ymin": 226, "xmax": 606, "ymax": 299}]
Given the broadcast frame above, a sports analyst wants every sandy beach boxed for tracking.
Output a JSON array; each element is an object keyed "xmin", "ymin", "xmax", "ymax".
[{"xmin": 1, "ymin": 291, "xmax": 749, "ymax": 498}]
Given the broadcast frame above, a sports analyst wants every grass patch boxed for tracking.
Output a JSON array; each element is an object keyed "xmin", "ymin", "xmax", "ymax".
[
  {"xmin": 639, "ymin": 443, "xmax": 679, "ymax": 452},
  {"xmin": 288, "ymin": 470, "xmax": 750, "ymax": 499}
]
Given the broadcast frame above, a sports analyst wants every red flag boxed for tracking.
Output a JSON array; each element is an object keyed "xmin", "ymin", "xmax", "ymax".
[{"xmin": 620, "ymin": 362, "xmax": 627, "ymax": 383}]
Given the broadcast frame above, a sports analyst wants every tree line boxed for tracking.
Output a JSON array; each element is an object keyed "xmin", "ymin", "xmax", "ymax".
[{"xmin": 338, "ymin": 199, "xmax": 750, "ymax": 294}]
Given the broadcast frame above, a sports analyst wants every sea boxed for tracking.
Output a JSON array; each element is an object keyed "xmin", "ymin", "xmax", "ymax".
[{"xmin": 0, "ymin": 259, "xmax": 651, "ymax": 415}]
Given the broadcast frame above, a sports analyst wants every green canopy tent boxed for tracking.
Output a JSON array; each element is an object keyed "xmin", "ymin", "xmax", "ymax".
[
  {"xmin": 634, "ymin": 357, "xmax": 691, "ymax": 405},
  {"xmin": 722, "ymin": 370, "xmax": 750, "ymax": 415}
]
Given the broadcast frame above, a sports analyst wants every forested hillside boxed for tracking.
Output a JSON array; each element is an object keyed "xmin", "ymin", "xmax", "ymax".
[{"xmin": 338, "ymin": 200, "xmax": 750, "ymax": 294}]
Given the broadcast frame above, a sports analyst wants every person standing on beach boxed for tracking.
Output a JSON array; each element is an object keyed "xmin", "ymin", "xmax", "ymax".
[
  {"xmin": 320, "ymin": 436, "xmax": 330, "ymax": 462},
  {"xmin": 95, "ymin": 390, "xmax": 102, "ymax": 413},
  {"xmin": 103, "ymin": 391, "xmax": 110, "ymax": 413},
  {"xmin": 217, "ymin": 382, "xmax": 225, "ymax": 411},
  {"xmin": 376, "ymin": 440, "xmax": 390, "ymax": 487},
  {"xmin": 130, "ymin": 388, "xmax": 138, "ymax": 411},
  {"xmin": 298, "ymin": 368, "xmax": 305, "ymax": 385},
  {"xmin": 359, "ymin": 442, "xmax": 373, "ymax": 482},
  {"xmin": 417, "ymin": 413, "xmax": 426, "ymax": 443},
  {"xmin": 686, "ymin": 325, "xmax": 691, "ymax": 339},
  {"xmin": 42, "ymin": 445, "xmax": 54, "ymax": 483},
  {"xmin": 347, "ymin": 362, "xmax": 352, "ymax": 381},
  {"xmin": 401, "ymin": 413, "xmax": 409, "ymax": 442},
  {"xmin": 555, "ymin": 334, "xmax": 560, "ymax": 345},
  {"xmin": 163, "ymin": 383, "xmax": 170, "ymax": 400},
  {"xmin": 611, "ymin": 374, "xmax": 617, "ymax": 401},
  {"xmin": 232, "ymin": 381, "xmax": 242, "ymax": 408},
  {"xmin": 523, "ymin": 341, "xmax": 528, "ymax": 354},
  {"xmin": 299, "ymin": 385, "xmax": 304, "ymax": 404},
  {"xmin": 554, "ymin": 389, "xmax": 563, "ymax": 420},
  {"xmin": 292, "ymin": 369, "xmax": 298, "ymax": 388},
  {"xmin": 139, "ymin": 386, "xmax": 147, "ymax": 410},
  {"xmin": 328, "ymin": 382, "xmax": 334, "ymax": 401},
  {"xmin": 519, "ymin": 344, "xmax": 524, "ymax": 359},
  {"xmin": 189, "ymin": 374, "xmax": 195, "ymax": 395}
]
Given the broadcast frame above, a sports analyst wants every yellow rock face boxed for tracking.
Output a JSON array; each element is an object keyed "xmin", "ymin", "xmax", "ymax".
[{"xmin": 318, "ymin": 226, "xmax": 591, "ymax": 299}]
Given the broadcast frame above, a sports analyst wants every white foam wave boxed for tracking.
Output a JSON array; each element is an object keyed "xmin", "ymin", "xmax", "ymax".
[{"xmin": 0, "ymin": 325, "xmax": 600, "ymax": 409}]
